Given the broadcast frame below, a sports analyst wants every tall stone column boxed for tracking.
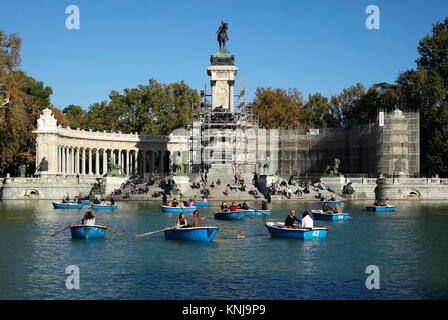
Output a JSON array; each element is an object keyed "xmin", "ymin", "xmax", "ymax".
[
  {"xmin": 81, "ymin": 148, "xmax": 85, "ymax": 175},
  {"xmin": 75, "ymin": 148, "xmax": 79, "ymax": 174},
  {"xmin": 142, "ymin": 151, "xmax": 146, "ymax": 176},
  {"xmin": 134, "ymin": 150, "xmax": 138, "ymax": 175},
  {"xmin": 71, "ymin": 148, "xmax": 75, "ymax": 174},
  {"xmin": 126, "ymin": 150, "xmax": 130, "ymax": 176},
  {"xmin": 61, "ymin": 147, "xmax": 66, "ymax": 174},
  {"xmin": 103, "ymin": 149, "xmax": 107, "ymax": 175},
  {"xmin": 159, "ymin": 151, "xmax": 164, "ymax": 176},
  {"xmin": 151, "ymin": 151, "xmax": 155, "ymax": 174},
  {"xmin": 88, "ymin": 148, "xmax": 93, "ymax": 175},
  {"xmin": 96, "ymin": 149, "xmax": 100, "ymax": 175},
  {"xmin": 57, "ymin": 147, "xmax": 61, "ymax": 174}
]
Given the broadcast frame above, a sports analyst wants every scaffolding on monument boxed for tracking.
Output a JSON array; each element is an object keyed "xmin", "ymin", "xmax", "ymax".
[{"xmin": 187, "ymin": 81, "xmax": 259, "ymax": 175}]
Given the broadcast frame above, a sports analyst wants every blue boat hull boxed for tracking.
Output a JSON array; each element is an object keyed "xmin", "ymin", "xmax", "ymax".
[
  {"xmin": 53, "ymin": 202, "xmax": 83, "ymax": 209},
  {"xmin": 161, "ymin": 206, "xmax": 196, "ymax": 213},
  {"xmin": 366, "ymin": 206, "xmax": 395, "ymax": 212},
  {"xmin": 70, "ymin": 225, "xmax": 107, "ymax": 239},
  {"xmin": 244, "ymin": 210, "xmax": 271, "ymax": 216},
  {"xmin": 164, "ymin": 227, "xmax": 218, "ymax": 241},
  {"xmin": 183, "ymin": 201, "xmax": 210, "ymax": 207},
  {"xmin": 312, "ymin": 212, "xmax": 349, "ymax": 221},
  {"xmin": 70, "ymin": 200, "xmax": 90, "ymax": 205},
  {"xmin": 265, "ymin": 222, "xmax": 327, "ymax": 240},
  {"xmin": 317, "ymin": 201, "xmax": 342, "ymax": 205},
  {"xmin": 91, "ymin": 204, "xmax": 118, "ymax": 210},
  {"xmin": 214, "ymin": 211, "xmax": 245, "ymax": 220}
]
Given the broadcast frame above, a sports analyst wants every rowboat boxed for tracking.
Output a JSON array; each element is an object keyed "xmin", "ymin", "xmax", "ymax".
[
  {"xmin": 310, "ymin": 209, "xmax": 349, "ymax": 221},
  {"xmin": 183, "ymin": 201, "xmax": 210, "ymax": 207},
  {"xmin": 244, "ymin": 209, "xmax": 271, "ymax": 216},
  {"xmin": 366, "ymin": 205, "xmax": 395, "ymax": 212},
  {"xmin": 265, "ymin": 222, "xmax": 328, "ymax": 240},
  {"xmin": 52, "ymin": 202, "xmax": 83, "ymax": 209},
  {"xmin": 161, "ymin": 205, "xmax": 197, "ymax": 213},
  {"xmin": 91, "ymin": 204, "xmax": 118, "ymax": 210},
  {"xmin": 164, "ymin": 226, "xmax": 218, "ymax": 241},
  {"xmin": 214, "ymin": 211, "xmax": 245, "ymax": 220},
  {"xmin": 317, "ymin": 200, "xmax": 342, "ymax": 205},
  {"xmin": 70, "ymin": 225, "xmax": 107, "ymax": 239},
  {"xmin": 70, "ymin": 200, "xmax": 90, "ymax": 205}
]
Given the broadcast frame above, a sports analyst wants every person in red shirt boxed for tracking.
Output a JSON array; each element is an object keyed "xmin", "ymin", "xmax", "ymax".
[{"xmin": 229, "ymin": 202, "xmax": 237, "ymax": 212}]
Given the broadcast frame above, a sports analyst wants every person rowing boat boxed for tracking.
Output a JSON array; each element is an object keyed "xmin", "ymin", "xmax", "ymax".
[{"xmin": 283, "ymin": 209, "xmax": 301, "ymax": 228}]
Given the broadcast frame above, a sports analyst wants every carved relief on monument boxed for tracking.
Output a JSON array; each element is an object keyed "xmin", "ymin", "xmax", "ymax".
[
  {"xmin": 36, "ymin": 108, "xmax": 57, "ymax": 130},
  {"xmin": 215, "ymin": 82, "xmax": 229, "ymax": 108}
]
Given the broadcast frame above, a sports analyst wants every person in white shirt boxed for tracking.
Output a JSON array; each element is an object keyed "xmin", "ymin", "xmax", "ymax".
[
  {"xmin": 301, "ymin": 211, "xmax": 314, "ymax": 229},
  {"xmin": 81, "ymin": 211, "xmax": 96, "ymax": 226}
]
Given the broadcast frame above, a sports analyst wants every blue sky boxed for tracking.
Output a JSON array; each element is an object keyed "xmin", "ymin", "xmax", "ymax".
[{"xmin": 1, "ymin": 0, "xmax": 447, "ymax": 110}]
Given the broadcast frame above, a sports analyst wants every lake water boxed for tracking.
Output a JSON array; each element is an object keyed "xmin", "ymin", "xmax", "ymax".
[{"xmin": 0, "ymin": 200, "xmax": 447, "ymax": 299}]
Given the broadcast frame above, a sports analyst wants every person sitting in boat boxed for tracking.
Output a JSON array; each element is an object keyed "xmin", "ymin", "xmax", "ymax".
[
  {"xmin": 192, "ymin": 196, "xmax": 197, "ymax": 202},
  {"xmin": 110, "ymin": 197, "xmax": 115, "ymax": 205},
  {"xmin": 93, "ymin": 197, "xmax": 100, "ymax": 204},
  {"xmin": 172, "ymin": 198, "xmax": 179, "ymax": 207},
  {"xmin": 242, "ymin": 200, "xmax": 250, "ymax": 210},
  {"xmin": 301, "ymin": 211, "xmax": 314, "ymax": 229},
  {"xmin": 175, "ymin": 213, "xmax": 188, "ymax": 228},
  {"xmin": 167, "ymin": 201, "xmax": 172, "ymax": 207},
  {"xmin": 373, "ymin": 199, "xmax": 380, "ymax": 206},
  {"xmin": 261, "ymin": 200, "xmax": 268, "ymax": 210},
  {"xmin": 384, "ymin": 198, "xmax": 390, "ymax": 206},
  {"xmin": 100, "ymin": 199, "xmax": 106, "ymax": 205},
  {"xmin": 187, "ymin": 199, "xmax": 194, "ymax": 208},
  {"xmin": 322, "ymin": 202, "xmax": 333, "ymax": 213},
  {"xmin": 283, "ymin": 209, "xmax": 301, "ymax": 228},
  {"xmin": 329, "ymin": 195, "xmax": 336, "ymax": 201},
  {"xmin": 188, "ymin": 210, "xmax": 202, "ymax": 227},
  {"xmin": 334, "ymin": 204, "xmax": 343, "ymax": 213},
  {"xmin": 221, "ymin": 202, "xmax": 228, "ymax": 211},
  {"xmin": 229, "ymin": 202, "xmax": 237, "ymax": 212},
  {"xmin": 76, "ymin": 197, "xmax": 82, "ymax": 204},
  {"xmin": 81, "ymin": 211, "xmax": 95, "ymax": 226},
  {"xmin": 202, "ymin": 197, "xmax": 208, "ymax": 203},
  {"xmin": 62, "ymin": 196, "xmax": 69, "ymax": 204}
]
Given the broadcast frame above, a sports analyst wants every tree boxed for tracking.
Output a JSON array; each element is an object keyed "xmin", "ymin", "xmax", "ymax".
[
  {"xmin": 252, "ymin": 87, "xmax": 304, "ymax": 129},
  {"xmin": 63, "ymin": 105, "xmax": 85, "ymax": 129},
  {"xmin": 395, "ymin": 18, "xmax": 448, "ymax": 175}
]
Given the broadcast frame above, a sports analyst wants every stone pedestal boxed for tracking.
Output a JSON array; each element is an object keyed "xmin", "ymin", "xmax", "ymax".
[
  {"xmin": 102, "ymin": 176, "xmax": 127, "ymax": 196},
  {"xmin": 320, "ymin": 176, "xmax": 346, "ymax": 196},
  {"xmin": 172, "ymin": 175, "xmax": 190, "ymax": 195}
]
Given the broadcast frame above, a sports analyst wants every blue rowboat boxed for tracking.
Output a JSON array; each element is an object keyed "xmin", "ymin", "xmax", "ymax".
[
  {"xmin": 70, "ymin": 225, "xmax": 107, "ymax": 239},
  {"xmin": 183, "ymin": 201, "xmax": 210, "ymax": 207},
  {"xmin": 91, "ymin": 204, "xmax": 118, "ymax": 210},
  {"xmin": 161, "ymin": 205, "xmax": 197, "ymax": 213},
  {"xmin": 70, "ymin": 200, "xmax": 90, "ymax": 205},
  {"xmin": 214, "ymin": 211, "xmax": 245, "ymax": 220},
  {"xmin": 244, "ymin": 209, "xmax": 271, "ymax": 216},
  {"xmin": 53, "ymin": 202, "xmax": 83, "ymax": 209},
  {"xmin": 317, "ymin": 200, "xmax": 342, "ymax": 205},
  {"xmin": 164, "ymin": 226, "xmax": 218, "ymax": 241},
  {"xmin": 265, "ymin": 222, "xmax": 327, "ymax": 240},
  {"xmin": 366, "ymin": 205, "xmax": 395, "ymax": 212},
  {"xmin": 310, "ymin": 209, "xmax": 349, "ymax": 221}
]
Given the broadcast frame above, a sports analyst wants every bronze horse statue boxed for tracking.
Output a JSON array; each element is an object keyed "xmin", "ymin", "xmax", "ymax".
[{"xmin": 217, "ymin": 21, "xmax": 229, "ymax": 51}]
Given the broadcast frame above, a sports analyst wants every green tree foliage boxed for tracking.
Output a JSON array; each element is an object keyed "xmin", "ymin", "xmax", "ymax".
[
  {"xmin": 252, "ymin": 87, "xmax": 304, "ymax": 129},
  {"xmin": 0, "ymin": 30, "xmax": 64, "ymax": 176},
  {"xmin": 79, "ymin": 79, "xmax": 198, "ymax": 135},
  {"xmin": 395, "ymin": 18, "xmax": 448, "ymax": 175}
]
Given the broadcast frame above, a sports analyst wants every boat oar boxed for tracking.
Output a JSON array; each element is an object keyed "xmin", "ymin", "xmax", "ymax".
[
  {"xmin": 315, "ymin": 225, "xmax": 332, "ymax": 230},
  {"xmin": 50, "ymin": 219, "xmax": 83, "ymax": 237},
  {"xmin": 200, "ymin": 213, "xmax": 214, "ymax": 220},
  {"xmin": 253, "ymin": 208, "xmax": 268, "ymax": 216},
  {"xmin": 96, "ymin": 221, "xmax": 122, "ymax": 236},
  {"xmin": 136, "ymin": 227, "xmax": 170, "ymax": 238},
  {"xmin": 221, "ymin": 229, "xmax": 245, "ymax": 235}
]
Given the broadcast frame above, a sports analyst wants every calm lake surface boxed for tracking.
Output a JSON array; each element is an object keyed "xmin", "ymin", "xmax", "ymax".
[{"xmin": 0, "ymin": 200, "xmax": 447, "ymax": 300}]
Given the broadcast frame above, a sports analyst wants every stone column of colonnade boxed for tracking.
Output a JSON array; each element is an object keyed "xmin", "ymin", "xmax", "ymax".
[{"xmin": 55, "ymin": 146, "xmax": 170, "ymax": 177}]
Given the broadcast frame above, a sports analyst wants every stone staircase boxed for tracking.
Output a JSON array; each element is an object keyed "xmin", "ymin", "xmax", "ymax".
[{"xmin": 111, "ymin": 175, "xmax": 338, "ymax": 202}]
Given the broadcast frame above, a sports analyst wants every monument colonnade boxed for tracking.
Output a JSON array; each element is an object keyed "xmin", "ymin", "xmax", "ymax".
[{"xmin": 34, "ymin": 109, "xmax": 188, "ymax": 178}]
